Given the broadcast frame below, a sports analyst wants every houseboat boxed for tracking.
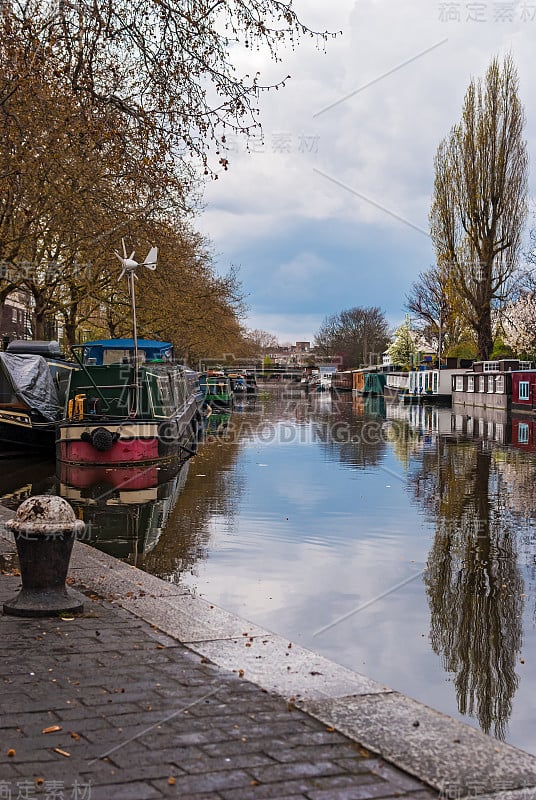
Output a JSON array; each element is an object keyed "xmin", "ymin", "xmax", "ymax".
[
  {"xmin": 385, "ymin": 360, "xmax": 472, "ymax": 404},
  {"xmin": 331, "ymin": 370, "xmax": 353, "ymax": 392},
  {"xmin": 352, "ymin": 368, "xmax": 388, "ymax": 396},
  {"xmin": 56, "ymin": 339, "xmax": 202, "ymax": 466},
  {"xmin": 200, "ymin": 371, "xmax": 234, "ymax": 408},
  {"xmin": 384, "ymin": 370, "xmax": 410, "ymax": 400},
  {"xmin": 451, "ymin": 359, "xmax": 532, "ymax": 411},
  {"xmin": 511, "ymin": 368, "xmax": 536, "ymax": 414},
  {"xmin": 0, "ymin": 341, "xmax": 76, "ymax": 453}
]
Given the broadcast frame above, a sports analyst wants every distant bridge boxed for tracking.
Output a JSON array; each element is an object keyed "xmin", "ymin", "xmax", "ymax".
[{"xmin": 199, "ymin": 364, "xmax": 304, "ymax": 380}]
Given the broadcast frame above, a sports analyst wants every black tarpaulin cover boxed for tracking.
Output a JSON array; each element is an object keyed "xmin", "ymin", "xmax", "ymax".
[{"xmin": 0, "ymin": 352, "xmax": 62, "ymax": 421}]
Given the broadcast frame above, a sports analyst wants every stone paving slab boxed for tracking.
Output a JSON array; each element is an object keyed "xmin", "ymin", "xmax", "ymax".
[
  {"xmin": 195, "ymin": 634, "xmax": 389, "ymax": 700},
  {"xmin": 300, "ymin": 693, "xmax": 536, "ymax": 797}
]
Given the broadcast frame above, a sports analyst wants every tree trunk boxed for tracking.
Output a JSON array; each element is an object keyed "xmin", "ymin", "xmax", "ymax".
[
  {"xmin": 34, "ymin": 314, "xmax": 45, "ymax": 340},
  {"xmin": 63, "ymin": 321, "xmax": 77, "ymax": 348},
  {"xmin": 477, "ymin": 307, "xmax": 493, "ymax": 361}
]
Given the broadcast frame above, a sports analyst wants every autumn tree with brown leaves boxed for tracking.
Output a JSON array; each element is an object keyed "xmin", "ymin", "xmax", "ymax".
[
  {"xmin": 1, "ymin": 1, "xmax": 331, "ymax": 355},
  {"xmin": 4, "ymin": 0, "xmax": 333, "ymax": 176}
]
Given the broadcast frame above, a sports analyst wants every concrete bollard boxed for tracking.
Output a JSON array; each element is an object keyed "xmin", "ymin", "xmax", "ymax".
[{"xmin": 3, "ymin": 496, "xmax": 85, "ymax": 617}]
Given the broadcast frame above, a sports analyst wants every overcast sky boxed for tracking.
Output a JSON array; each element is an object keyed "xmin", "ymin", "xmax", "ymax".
[{"xmin": 196, "ymin": 0, "xmax": 536, "ymax": 344}]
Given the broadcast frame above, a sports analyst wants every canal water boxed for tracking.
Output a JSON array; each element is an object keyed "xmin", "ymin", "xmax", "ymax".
[{"xmin": 1, "ymin": 386, "xmax": 535, "ymax": 755}]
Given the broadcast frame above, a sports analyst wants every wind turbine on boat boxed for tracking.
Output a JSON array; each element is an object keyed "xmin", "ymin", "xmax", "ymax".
[{"xmin": 114, "ymin": 239, "xmax": 158, "ymax": 413}]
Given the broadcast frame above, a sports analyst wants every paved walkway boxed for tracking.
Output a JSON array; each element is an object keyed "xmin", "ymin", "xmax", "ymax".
[
  {"xmin": 0, "ymin": 564, "xmax": 435, "ymax": 799},
  {"xmin": 1, "ymin": 506, "xmax": 536, "ymax": 800}
]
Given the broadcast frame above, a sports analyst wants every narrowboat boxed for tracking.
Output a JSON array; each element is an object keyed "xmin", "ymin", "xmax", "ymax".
[
  {"xmin": 245, "ymin": 372, "xmax": 258, "ymax": 394},
  {"xmin": 200, "ymin": 371, "xmax": 234, "ymax": 408},
  {"xmin": 227, "ymin": 372, "xmax": 247, "ymax": 393},
  {"xmin": 56, "ymin": 339, "xmax": 203, "ymax": 466},
  {"xmin": 0, "ymin": 341, "xmax": 76, "ymax": 453}
]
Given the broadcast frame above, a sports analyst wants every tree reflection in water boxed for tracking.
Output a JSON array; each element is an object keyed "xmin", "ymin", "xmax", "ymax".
[{"xmin": 411, "ymin": 436, "xmax": 523, "ymax": 739}]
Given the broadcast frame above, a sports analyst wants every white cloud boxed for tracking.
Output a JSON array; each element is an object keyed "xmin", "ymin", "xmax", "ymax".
[{"xmin": 197, "ymin": 0, "xmax": 536, "ymax": 342}]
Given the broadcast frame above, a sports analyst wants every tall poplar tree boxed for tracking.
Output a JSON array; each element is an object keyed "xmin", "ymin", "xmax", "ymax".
[{"xmin": 430, "ymin": 54, "xmax": 528, "ymax": 361}]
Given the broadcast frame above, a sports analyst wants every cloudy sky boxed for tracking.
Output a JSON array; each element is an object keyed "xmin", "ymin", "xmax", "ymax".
[{"xmin": 196, "ymin": 0, "xmax": 536, "ymax": 344}]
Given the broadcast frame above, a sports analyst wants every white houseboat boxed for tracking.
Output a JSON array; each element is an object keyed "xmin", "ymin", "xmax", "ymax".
[{"xmin": 384, "ymin": 360, "xmax": 472, "ymax": 404}]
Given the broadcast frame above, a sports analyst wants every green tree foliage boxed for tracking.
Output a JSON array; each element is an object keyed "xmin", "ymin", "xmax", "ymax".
[
  {"xmin": 430, "ymin": 54, "xmax": 528, "ymax": 361},
  {"xmin": 314, "ymin": 306, "xmax": 389, "ymax": 368}
]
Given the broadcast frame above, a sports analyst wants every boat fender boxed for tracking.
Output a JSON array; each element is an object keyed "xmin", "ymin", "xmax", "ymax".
[{"xmin": 80, "ymin": 427, "xmax": 119, "ymax": 452}]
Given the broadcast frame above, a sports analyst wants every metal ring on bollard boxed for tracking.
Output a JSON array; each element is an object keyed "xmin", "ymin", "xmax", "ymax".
[{"xmin": 3, "ymin": 496, "xmax": 86, "ymax": 618}]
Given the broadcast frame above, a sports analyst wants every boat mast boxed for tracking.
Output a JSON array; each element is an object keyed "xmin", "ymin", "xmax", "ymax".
[
  {"xmin": 128, "ymin": 267, "xmax": 140, "ymax": 414},
  {"xmin": 114, "ymin": 239, "xmax": 158, "ymax": 417}
]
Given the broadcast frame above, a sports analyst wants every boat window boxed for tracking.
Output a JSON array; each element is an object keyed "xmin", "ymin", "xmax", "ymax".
[
  {"xmin": 495, "ymin": 375, "xmax": 504, "ymax": 393},
  {"xmin": 479, "ymin": 376, "xmax": 486, "ymax": 393},
  {"xmin": 518, "ymin": 423, "xmax": 529, "ymax": 444},
  {"xmin": 487, "ymin": 376, "xmax": 494, "ymax": 393},
  {"xmin": 455, "ymin": 376, "xmax": 463, "ymax": 391},
  {"xmin": 467, "ymin": 376, "xmax": 474, "ymax": 392},
  {"xmin": 519, "ymin": 381, "xmax": 530, "ymax": 401},
  {"xmin": 155, "ymin": 374, "xmax": 173, "ymax": 415},
  {"xmin": 101, "ymin": 349, "xmax": 147, "ymax": 366}
]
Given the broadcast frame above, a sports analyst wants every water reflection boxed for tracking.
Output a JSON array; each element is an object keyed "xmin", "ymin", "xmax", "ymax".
[
  {"xmin": 58, "ymin": 460, "xmax": 191, "ymax": 564},
  {"xmin": 0, "ymin": 457, "xmax": 56, "ymax": 508},
  {"xmin": 136, "ymin": 422, "xmax": 244, "ymax": 580},
  {"xmin": 392, "ymin": 403, "xmax": 524, "ymax": 739}
]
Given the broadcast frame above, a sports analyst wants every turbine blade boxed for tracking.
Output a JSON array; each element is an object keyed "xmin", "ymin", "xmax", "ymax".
[
  {"xmin": 143, "ymin": 246, "xmax": 158, "ymax": 269},
  {"xmin": 121, "ymin": 238, "xmax": 127, "ymax": 258}
]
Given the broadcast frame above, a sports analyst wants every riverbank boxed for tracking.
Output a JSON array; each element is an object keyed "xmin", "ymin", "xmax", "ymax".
[{"xmin": 1, "ymin": 504, "xmax": 535, "ymax": 800}]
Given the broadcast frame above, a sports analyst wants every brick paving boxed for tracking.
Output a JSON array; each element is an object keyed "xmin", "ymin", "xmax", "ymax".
[{"xmin": 0, "ymin": 569, "xmax": 439, "ymax": 800}]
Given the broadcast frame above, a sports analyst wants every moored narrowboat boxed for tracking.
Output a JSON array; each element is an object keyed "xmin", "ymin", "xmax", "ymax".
[
  {"xmin": 0, "ymin": 341, "xmax": 76, "ymax": 453},
  {"xmin": 56, "ymin": 339, "xmax": 202, "ymax": 466},
  {"xmin": 200, "ymin": 371, "xmax": 234, "ymax": 408}
]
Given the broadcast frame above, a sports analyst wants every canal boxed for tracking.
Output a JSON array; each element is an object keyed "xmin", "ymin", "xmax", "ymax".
[{"xmin": 1, "ymin": 386, "xmax": 535, "ymax": 755}]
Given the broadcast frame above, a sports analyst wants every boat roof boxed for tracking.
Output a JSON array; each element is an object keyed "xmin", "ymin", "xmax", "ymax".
[{"xmin": 83, "ymin": 339, "xmax": 172, "ymax": 350}]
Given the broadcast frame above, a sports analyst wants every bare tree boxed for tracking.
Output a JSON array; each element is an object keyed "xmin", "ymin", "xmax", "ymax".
[
  {"xmin": 430, "ymin": 54, "xmax": 528, "ymax": 360},
  {"xmin": 406, "ymin": 265, "xmax": 466, "ymax": 359},
  {"xmin": 245, "ymin": 329, "xmax": 279, "ymax": 354},
  {"xmin": 314, "ymin": 306, "xmax": 389, "ymax": 368}
]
